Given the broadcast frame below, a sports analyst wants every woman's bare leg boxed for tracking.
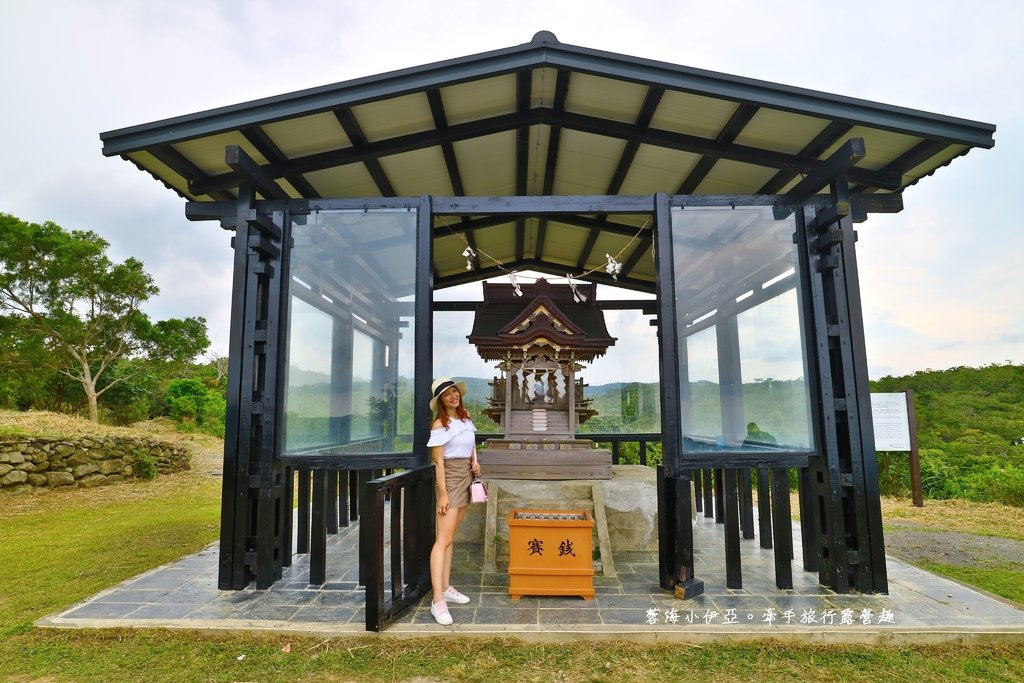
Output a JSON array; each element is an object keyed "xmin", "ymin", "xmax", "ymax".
[
  {"xmin": 431, "ymin": 506, "xmax": 462, "ymax": 602},
  {"xmin": 441, "ymin": 506, "xmax": 468, "ymax": 591}
]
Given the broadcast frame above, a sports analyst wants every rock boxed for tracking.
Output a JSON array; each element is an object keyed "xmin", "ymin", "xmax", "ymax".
[
  {"xmin": 27, "ymin": 473, "xmax": 47, "ymax": 486},
  {"xmin": 0, "ymin": 464, "xmax": 12, "ymax": 477},
  {"xmin": 46, "ymin": 471, "xmax": 76, "ymax": 487},
  {"xmin": 98, "ymin": 459, "xmax": 124, "ymax": 475},
  {"xmin": 78, "ymin": 474, "xmax": 109, "ymax": 488},
  {"xmin": 2, "ymin": 470, "xmax": 28, "ymax": 486},
  {"xmin": 68, "ymin": 452, "xmax": 92, "ymax": 467},
  {"xmin": 72, "ymin": 463, "xmax": 100, "ymax": 478}
]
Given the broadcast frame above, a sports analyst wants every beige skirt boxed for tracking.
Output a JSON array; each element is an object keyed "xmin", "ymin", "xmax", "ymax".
[{"xmin": 440, "ymin": 458, "xmax": 472, "ymax": 509}]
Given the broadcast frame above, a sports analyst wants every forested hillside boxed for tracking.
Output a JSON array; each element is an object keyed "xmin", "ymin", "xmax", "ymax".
[{"xmin": 871, "ymin": 363, "xmax": 1024, "ymax": 506}]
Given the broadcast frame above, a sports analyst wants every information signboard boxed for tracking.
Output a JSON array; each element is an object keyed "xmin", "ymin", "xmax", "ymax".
[{"xmin": 870, "ymin": 393, "xmax": 912, "ymax": 451}]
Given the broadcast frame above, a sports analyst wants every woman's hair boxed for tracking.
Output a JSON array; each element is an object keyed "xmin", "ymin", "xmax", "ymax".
[{"xmin": 435, "ymin": 389, "xmax": 471, "ymax": 429}]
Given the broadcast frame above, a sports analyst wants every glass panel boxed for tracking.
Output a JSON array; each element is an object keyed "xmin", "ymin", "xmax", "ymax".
[
  {"xmin": 283, "ymin": 297, "xmax": 333, "ymax": 450},
  {"xmin": 282, "ymin": 208, "xmax": 417, "ymax": 456},
  {"xmin": 737, "ymin": 289, "xmax": 812, "ymax": 449},
  {"xmin": 683, "ymin": 325, "xmax": 722, "ymax": 442},
  {"xmin": 673, "ymin": 206, "xmax": 814, "ymax": 454},
  {"xmin": 349, "ymin": 329, "xmax": 377, "ymax": 442}
]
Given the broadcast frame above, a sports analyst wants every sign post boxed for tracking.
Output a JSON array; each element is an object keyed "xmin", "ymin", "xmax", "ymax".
[{"xmin": 870, "ymin": 390, "xmax": 923, "ymax": 506}]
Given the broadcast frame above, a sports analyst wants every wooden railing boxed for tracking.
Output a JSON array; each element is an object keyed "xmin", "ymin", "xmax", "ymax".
[{"xmin": 359, "ymin": 465, "xmax": 434, "ymax": 631}]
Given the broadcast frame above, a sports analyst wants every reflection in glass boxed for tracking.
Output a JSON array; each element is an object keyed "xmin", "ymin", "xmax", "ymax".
[
  {"xmin": 683, "ymin": 326, "xmax": 722, "ymax": 439},
  {"xmin": 283, "ymin": 297, "xmax": 334, "ymax": 450},
  {"xmin": 737, "ymin": 289, "xmax": 812, "ymax": 449},
  {"xmin": 673, "ymin": 206, "xmax": 813, "ymax": 454},
  {"xmin": 282, "ymin": 208, "xmax": 417, "ymax": 455}
]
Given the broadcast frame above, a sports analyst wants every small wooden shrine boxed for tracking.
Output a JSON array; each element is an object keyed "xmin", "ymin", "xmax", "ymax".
[{"xmin": 468, "ymin": 278, "xmax": 616, "ymax": 479}]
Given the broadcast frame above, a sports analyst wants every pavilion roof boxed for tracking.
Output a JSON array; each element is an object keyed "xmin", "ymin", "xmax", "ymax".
[{"xmin": 100, "ymin": 31, "xmax": 996, "ymax": 293}]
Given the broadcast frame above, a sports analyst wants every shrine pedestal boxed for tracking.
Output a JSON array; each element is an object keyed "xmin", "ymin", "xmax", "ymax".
[{"xmin": 479, "ymin": 438, "xmax": 612, "ymax": 480}]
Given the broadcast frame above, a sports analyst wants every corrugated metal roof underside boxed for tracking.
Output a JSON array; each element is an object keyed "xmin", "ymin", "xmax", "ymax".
[{"xmin": 101, "ymin": 33, "xmax": 995, "ymax": 293}]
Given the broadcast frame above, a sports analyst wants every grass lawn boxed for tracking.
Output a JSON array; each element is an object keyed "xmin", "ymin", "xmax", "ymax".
[{"xmin": 1, "ymin": 435, "xmax": 1024, "ymax": 680}]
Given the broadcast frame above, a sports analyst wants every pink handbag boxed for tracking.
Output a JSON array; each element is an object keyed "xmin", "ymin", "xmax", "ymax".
[{"xmin": 469, "ymin": 477, "xmax": 488, "ymax": 504}]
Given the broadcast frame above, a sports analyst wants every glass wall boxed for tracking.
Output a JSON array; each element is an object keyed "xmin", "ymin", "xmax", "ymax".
[
  {"xmin": 673, "ymin": 205, "xmax": 813, "ymax": 454},
  {"xmin": 282, "ymin": 208, "xmax": 417, "ymax": 455}
]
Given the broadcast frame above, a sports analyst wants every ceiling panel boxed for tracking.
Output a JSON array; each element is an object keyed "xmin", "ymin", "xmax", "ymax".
[
  {"xmin": 380, "ymin": 146, "xmax": 453, "ymax": 196},
  {"xmin": 552, "ymin": 129, "xmax": 626, "ymax": 195},
  {"xmin": 454, "ymin": 131, "xmax": 517, "ymax": 195},
  {"xmin": 174, "ymin": 131, "xmax": 266, "ymax": 176},
  {"xmin": 651, "ymin": 90, "xmax": 739, "ymax": 139},
  {"xmin": 353, "ymin": 92, "xmax": 435, "ymax": 142},
  {"xmin": 565, "ymin": 72, "xmax": 647, "ymax": 124},
  {"xmin": 441, "ymin": 74, "xmax": 517, "ymax": 126},
  {"xmin": 263, "ymin": 112, "xmax": 349, "ymax": 158},
  {"xmin": 734, "ymin": 109, "xmax": 833, "ymax": 154}
]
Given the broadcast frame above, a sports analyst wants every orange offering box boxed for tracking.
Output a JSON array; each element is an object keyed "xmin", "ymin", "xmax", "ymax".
[{"xmin": 507, "ymin": 509, "xmax": 595, "ymax": 600}]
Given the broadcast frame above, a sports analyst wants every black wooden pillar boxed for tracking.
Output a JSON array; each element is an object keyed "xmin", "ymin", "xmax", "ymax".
[
  {"xmin": 795, "ymin": 178, "xmax": 887, "ymax": 594},
  {"xmin": 218, "ymin": 184, "xmax": 291, "ymax": 590},
  {"xmin": 653, "ymin": 192, "xmax": 704, "ymax": 598}
]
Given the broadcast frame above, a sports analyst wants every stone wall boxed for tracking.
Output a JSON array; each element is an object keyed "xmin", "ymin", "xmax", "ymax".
[{"xmin": 0, "ymin": 436, "xmax": 190, "ymax": 492}]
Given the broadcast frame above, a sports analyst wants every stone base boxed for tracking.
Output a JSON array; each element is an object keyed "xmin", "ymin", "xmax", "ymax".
[
  {"xmin": 479, "ymin": 438, "xmax": 612, "ymax": 480},
  {"xmin": 458, "ymin": 466, "xmax": 695, "ymax": 580}
]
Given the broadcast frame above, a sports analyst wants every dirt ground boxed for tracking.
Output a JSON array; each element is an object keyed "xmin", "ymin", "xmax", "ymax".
[{"xmin": 884, "ymin": 524, "xmax": 1024, "ymax": 569}]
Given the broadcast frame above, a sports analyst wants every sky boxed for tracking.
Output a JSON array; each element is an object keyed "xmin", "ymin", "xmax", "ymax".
[{"xmin": 2, "ymin": 0, "xmax": 1022, "ymax": 386}]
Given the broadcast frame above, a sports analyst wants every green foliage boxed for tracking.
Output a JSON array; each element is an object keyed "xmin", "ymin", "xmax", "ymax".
[
  {"xmin": 871, "ymin": 363, "xmax": 1024, "ymax": 507},
  {"xmin": 164, "ymin": 378, "xmax": 226, "ymax": 437},
  {"xmin": 132, "ymin": 449, "xmax": 158, "ymax": 480},
  {"xmin": 0, "ymin": 213, "xmax": 210, "ymax": 422}
]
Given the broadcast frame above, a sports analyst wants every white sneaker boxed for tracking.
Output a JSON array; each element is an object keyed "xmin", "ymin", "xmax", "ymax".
[
  {"xmin": 442, "ymin": 586, "xmax": 471, "ymax": 604},
  {"xmin": 430, "ymin": 599, "xmax": 453, "ymax": 625}
]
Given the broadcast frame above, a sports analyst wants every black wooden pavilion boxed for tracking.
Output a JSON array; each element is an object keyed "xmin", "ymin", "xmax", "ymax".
[{"xmin": 100, "ymin": 31, "xmax": 995, "ymax": 629}]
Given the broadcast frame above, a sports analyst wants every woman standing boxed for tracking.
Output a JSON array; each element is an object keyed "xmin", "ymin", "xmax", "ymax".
[{"xmin": 426, "ymin": 377, "xmax": 481, "ymax": 625}]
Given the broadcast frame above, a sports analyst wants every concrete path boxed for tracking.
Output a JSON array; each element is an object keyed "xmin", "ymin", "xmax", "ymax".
[{"xmin": 37, "ymin": 514, "xmax": 1024, "ymax": 643}]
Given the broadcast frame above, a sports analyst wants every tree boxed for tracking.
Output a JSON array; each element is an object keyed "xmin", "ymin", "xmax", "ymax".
[{"xmin": 0, "ymin": 213, "xmax": 210, "ymax": 422}]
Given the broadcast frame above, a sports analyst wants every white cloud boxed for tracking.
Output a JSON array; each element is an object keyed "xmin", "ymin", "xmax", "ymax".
[{"xmin": 1, "ymin": 0, "xmax": 1021, "ymax": 381}]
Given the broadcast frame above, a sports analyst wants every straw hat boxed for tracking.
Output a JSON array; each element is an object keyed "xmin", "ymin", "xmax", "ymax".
[{"xmin": 429, "ymin": 377, "xmax": 468, "ymax": 413}]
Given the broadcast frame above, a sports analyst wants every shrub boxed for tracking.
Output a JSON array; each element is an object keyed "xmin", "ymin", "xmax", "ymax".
[
  {"xmin": 164, "ymin": 378, "xmax": 225, "ymax": 437},
  {"xmin": 133, "ymin": 449, "xmax": 158, "ymax": 480}
]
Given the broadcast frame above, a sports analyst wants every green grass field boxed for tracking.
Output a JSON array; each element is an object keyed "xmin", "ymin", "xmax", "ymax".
[{"xmin": 2, "ymin": 459, "xmax": 1024, "ymax": 680}]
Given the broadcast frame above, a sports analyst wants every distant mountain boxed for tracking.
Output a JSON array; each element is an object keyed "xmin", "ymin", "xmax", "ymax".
[{"xmin": 287, "ymin": 367, "xmax": 330, "ymax": 386}]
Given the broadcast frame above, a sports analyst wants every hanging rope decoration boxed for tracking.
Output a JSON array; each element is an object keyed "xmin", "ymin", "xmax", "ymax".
[
  {"xmin": 461, "ymin": 245, "xmax": 477, "ymax": 271},
  {"xmin": 508, "ymin": 271, "xmax": 523, "ymax": 297},
  {"xmin": 567, "ymin": 275, "xmax": 587, "ymax": 303},
  {"xmin": 437, "ymin": 215, "xmax": 652, "ymax": 296}
]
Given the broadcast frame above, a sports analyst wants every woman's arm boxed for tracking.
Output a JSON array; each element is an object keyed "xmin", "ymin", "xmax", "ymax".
[
  {"xmin": 433, "ymin": 444, "xmax": 450, "ymax": 515},
  {"xmin": 470, "ymin": 444, "xmax": 480, "ymax": 477}
]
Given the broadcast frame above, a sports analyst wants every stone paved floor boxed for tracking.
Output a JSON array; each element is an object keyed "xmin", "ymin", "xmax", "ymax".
[{"xmin": 38, "ymin": 513, "xmax": 1024, "ymax": 643}]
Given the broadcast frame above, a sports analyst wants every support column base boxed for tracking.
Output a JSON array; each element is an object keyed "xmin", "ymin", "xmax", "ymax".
[{"xmin": 673, "ymin": 578, "xmax": 705, "ymax": 600}]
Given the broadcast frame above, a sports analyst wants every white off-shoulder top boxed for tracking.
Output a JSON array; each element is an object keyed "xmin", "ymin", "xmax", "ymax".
[{"xmin": 426, "ymin": 418, "xmax": 476, "ymax": 459}]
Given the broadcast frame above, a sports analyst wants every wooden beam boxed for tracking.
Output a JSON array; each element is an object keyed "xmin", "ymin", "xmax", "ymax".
[
  {"xmin": 225, "ymin": 145, "xmax": 289, "ymax": 200},
  {"xmin": 785, "ymin": 138, "xmax": 867, "ymax": 201}
]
